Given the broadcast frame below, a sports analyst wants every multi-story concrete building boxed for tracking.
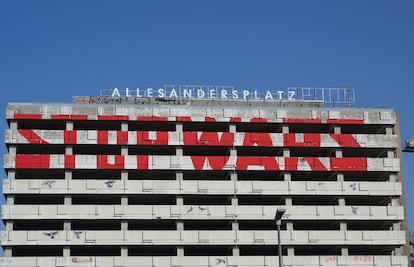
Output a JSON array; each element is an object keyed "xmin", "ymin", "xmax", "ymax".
[{"xmin": 0, "ymin": 88, "xmax": 411, "ymax": 266}]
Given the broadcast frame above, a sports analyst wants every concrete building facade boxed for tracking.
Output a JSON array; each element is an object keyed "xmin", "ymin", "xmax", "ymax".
[{"xmin": 0, "ymin": 98, "xmax": 411, "ymax": 266}]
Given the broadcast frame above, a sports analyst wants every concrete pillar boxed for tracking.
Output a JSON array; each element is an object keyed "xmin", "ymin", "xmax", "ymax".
[
  {"xmin": 387, "ymin": 150, "xmax": 395, "ymax": 158},
  {"xmin": 176, "ymin": 147, "xmax": 183, "ymax": 157},
  {"xmin": 121, "ymin": 146, "xmax": 128, "ymax": 156},
  {"xmin": 229, "ymin": 124, "xmax": 236, "ymax": 133},
  {"xmin": 121, "ymin": 122, "xmax": 128, "ymax": 131},
  {"xmin": 337, "ymin": 173, "xmax": 344, "ymax": 182},
  {"xmin": 64, "ymin": 221, "xmax": 71, "ymax": 231},
  {"xmin": 385, "ymin": 126, "xmax": 394, "ymax": 135},
  {"xmin": 286, "ymin": 222, "xmax": 294, "ymax": 231},
  {"xmin": 121, "ymin": 171, "xmax": 128, "ymax": 181},
  {"xmin": 121, "ymin": 196, "xmax": 128, "ymax": 205},
  {"xmin": 284, "ymin": 173, "xmax": 291, "ymax": 182},
  {"xmin": 8, "ymin": 146, "xmax": 16, "ymax": 155},
  {"xmin": 63, "ymin": 247, "xmax": 70, "ymax": 257},
  {"xmin": 338, "ymin": 198, "xmax": 346, "ymax": 206},
  {"xmin": 285, "ymin": 197, "xmax": 292, "ymax": 206},
  {"xmin": 341, "ymin": 247, "xmax": 349, "ymax": 256},
  {"xmin": 232, "ymin": 221, "xmax": 239, "ymax": 231},
  {"xmin": 393, "ymin": 247, "xmax": 402, "ymax": 256},
  {"xmin": 340, "ymin": 222, "xmax": 347, "ymax": 231},
  {"xmin": 7, "ymin": 196, "xmax": 14, "ymax": 205},
  {"xmin": 334, "ymin": 126, "xmax": 341, "ymax": 134},
  {"xmin": 232, "ymin": 247, "xmax": 240, "ymax": 256},
  {"xmin": 64, "ymin": 196, "xmax": 72, "ymax": 205},
  {"xmin": 65, "ymin": 146, "xmax": 73, "ymax": 155},
  {"xmin": 177, "ymin": 196, "xmax": 184, "ymax": 206},
  {"xmin": 121, "ymin": 247, "xmax": 128, "ymax": 257},
  {"xmin": 230, "ymin": 148, "xmax": 237, "ymax": 157},
  {"xmin": 283, "ymin": 149, "xmax": 290, "ymax": 157},
  {"xmin": 8, "ymin": 170, "xmax": 15, "ymax": 180},
  {"xmin": 10, "ymin": 121, "xmax": 17, "ymax": 132},
  {"xmin": 335, "ymin": 149, "xmax": 343, "ymax": 157},
  {"xmin": 6, "ymin": 222, "xmax": 13, "ymax": 231},
  {"xmin": 287, "ymin": 247, "xmax": 295, "ymax": 256},
  {"xmin": 177, "ymin": 247, "xmax": 184, "ymax": 257},
  {"xmin": 393, "ymin": 222, "xmax": 401, "ymax": 231},
  {"xmin": 4, "ymin": 248, "xmax": 12, "ymax": 257},
  {"xmin": 282, "ymin": 125, "xmax": 289, "ymax": 133},
  {"xmin": 66, "ymin": 121, "xmax": 74, "ymax": 131},
  {"xmin": 121, "ymin": 221, "xmax": 128, "ymax": 231},
  {"xmin": 176, "ymin": 123, "xmax": 183, "ymax": 133},
  {"xmin": 391, "ymin": 198, "xmax": 400, "ymax": 206},
  {"xmin": 176, "ymin": 221, "xmax": 184, "ymax": 231},
  {"xmin": 389, "ymin": 174, "xmax": 397, "ymax": 182},
  {"xmin": 231, "ymin": 196, "xmax": 238, "ymax": 206}
]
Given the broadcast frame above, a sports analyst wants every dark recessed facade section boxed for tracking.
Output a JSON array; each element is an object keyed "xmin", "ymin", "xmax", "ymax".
[
  {"xmin": 235, "ymin": 123, "xmax": 282, "ymax": 133},
  {"xmin": 71, "ymin": 220, "xmax": 121, "ymax": 230},
  {"xmin": 129, "ymin": 145, "xmax": 175, "ymax": 155},
  {"xmin": 236, "ymin": 147, "xmax": 283, "ymax": 156},
  {"xmin": 289, "ymin": 147, "xmax": 335, "ymax": 157},
  {"xmin": 293, "ymin": 245, "xmax": 341, "ymax": 256},
  {"xmin": 340, "ymin": 124, "xmax": 387, "ymax": 134},
  {"xmin": 183, "ymin": 220, "xmax": 232, "ymax": 230},
  {"xmin": 72, "ymin": 145, "xmax": 121, "ymax": 155},
  {"xmin": 288, "ymin": 124, "xmax": 333, "ymax": 134},
  {"xmin": 183, "ymin": 146, "xmax": 230, "ymax": 156},
  {"xmin": 128, "ymin": 219, "xmax": 177, "ymax": 230},
  {"xmin": 291, "ymin": 196, "xmax": 338, "ymax": 206},
  {"xmin": 128, "ymin": 194, "xmax": 176, "ymax": 205},
  {"xmin": 14, "ymin": 194, "xmax": 64, "ymax": 205},
  {"xmin": 73, "ymin": 120, "xmax": 121, "ymax": 130},
  {"xmin": 347, "ymin": 245, "xmax": 397, "ymax": 255},
  {"xmin": 239, "ymin": 245, "xmax": 286, "ymax": 256},
  {"xmin": 71, "ymin": 170, "xmax": 121, "ymax": 180},
  {"xmin": 237, "ymin": 195, "xmax": 284, "ymax": 206},
  {"xmin": 13, "ymin": 220, "xmax": 64, "ymax": 231},
  {"xmin": 346, "ymin": 220, "xmax": 395, "ymax": 230},
  {"xmin": 16, "ymin": 120, "xmax": 66, "ymax": 130},
  {"xmin": 292, "ymin": 220, "xmax": 340, "ymax": 230},
  {"xmin": 128, "ymin": 170, "xmax": 175, "ymax": 180},
  {"xmin": 183, "ymin": 122, "xmax": 229, "ymax": 132},
  {"xmin": 238, "ymin": 220, "xmax": 281, "ymax": 230},
  {"xmin": 183, "ymin": 195, "xmax": 231, "ymax": 205},
  {"xmin": 290, "ymin": 171, "xmax": 337, "ymax": 181},
  {"xmin": 72, "ymin": 195, "xmax": 121, "ymax": 205},
  {"xmin": 14, "ymin": 169, "xmax": 65, "ymax": 179},
  {"xmin": 343, "ymin": 172, "xmax": 391, "ymax": 182},
  {"xmin": 237, "ymin": 171, "xmax": 284, "ymax": 181},
  {"xmin": 71, "ymin": 246, "xmax": 121, "ymax": 256},
  {"xmin": 184, "ymin": 245, "xmax": 232, "ymax": 256},
  {"xmin": 128, "ymin": 246, "xmax": 176, "ymax": 256},
  {"xmin": 345, "ymin": 195, "xmax": 392, "ymax": 206},
  {"xmin": 11, "ymin": 246, "xmax": 63, "ymax": 257},
  {"xmin": 182, "ymin": 171, "xmax": 231, "ymax": 180},
  {"xmin": 15, "ymin": 144, "xmax": 65, "ymax": 154},
  {"xmin": 128, "ymin": 121, "xmax": 175, "ymax": 131}
]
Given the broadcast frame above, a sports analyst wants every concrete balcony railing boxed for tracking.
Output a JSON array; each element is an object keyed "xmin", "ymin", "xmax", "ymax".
[
  {"xmin": 2, "ymin": 179, "xmax": 403, "ymax": 197},
  {"xmin": 0, "ymin": 230, "xmax": 406, "ymax": 246},
  {"xmin": 1, "ymin": 204, "xmax": 405, "ymax": 221},
  {"xmin": 0, "ymin": 255, "xmax": 410, "ymax": 267}
]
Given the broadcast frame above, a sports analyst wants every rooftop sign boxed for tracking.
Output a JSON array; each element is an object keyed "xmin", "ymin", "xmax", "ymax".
[{"xmin": 99, "ymin": 85, "xmax": 355, "ymax": 105}]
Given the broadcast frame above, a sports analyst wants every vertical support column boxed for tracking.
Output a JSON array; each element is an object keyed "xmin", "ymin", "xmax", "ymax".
[
  {"xmin": 63, "ymin": 247, "xmax": 70, "ymax": 257},
  {"xmin": 176, "ymin": 193, "xmax": 184, "ymax": 256},
  {"xmin": 4, "ymin": 248, "xmax": 12, "ymax": 257},
  {"xmin": 120, "ymin": 121, "xmax": 129, "ymax": 261}
]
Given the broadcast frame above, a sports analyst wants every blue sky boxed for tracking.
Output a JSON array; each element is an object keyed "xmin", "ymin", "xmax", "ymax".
[{"xmin": 1, "ymin": 0, "xmax": 413, "ymax": 233}]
